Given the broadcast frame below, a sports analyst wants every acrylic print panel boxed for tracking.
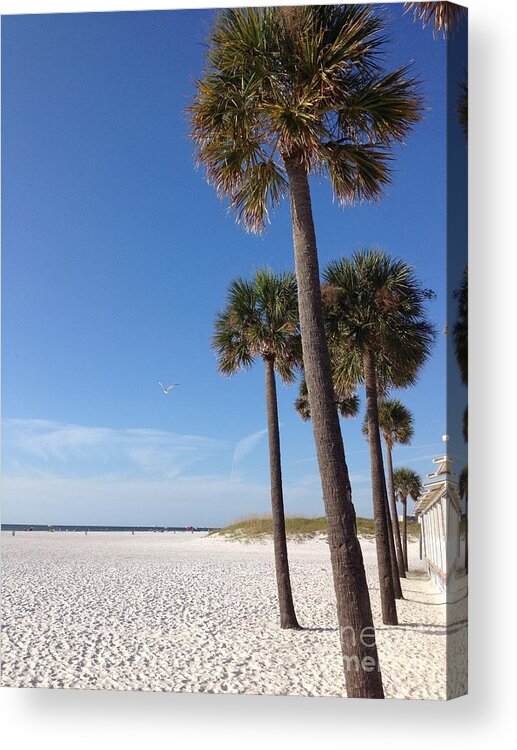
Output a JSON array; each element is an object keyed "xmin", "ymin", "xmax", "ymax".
[{"xmin": 1, "ymin": 3, "xmax": 468, "ymax": 699}]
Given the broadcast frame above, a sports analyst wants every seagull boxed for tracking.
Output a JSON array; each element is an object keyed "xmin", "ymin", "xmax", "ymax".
[{"xmin": 158, "ymin": 382, "xmax": 179, "ymax": 394}]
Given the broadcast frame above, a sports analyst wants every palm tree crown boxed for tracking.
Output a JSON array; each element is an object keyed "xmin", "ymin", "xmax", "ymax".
[
  {"xmin": 295, "ymin": 377, "xmax": 359, "ymax": 422},
  {"xmin": 393, "ymin": 467, "xmax": 422, "ymax": 504},
  {"xmin": 189, "ymin": 5, "xmax": 423, "ymax": 232},
  {"xmin": 375, "ymin": 398, "xmax": 414, "ymax": 450},
  {"xmin": 323, "ymin": 249, "xmax": 436, "ymax": 393},
  {"xmin": 212, "ymin": 269, "xmax": 301, "ymax": 381}
]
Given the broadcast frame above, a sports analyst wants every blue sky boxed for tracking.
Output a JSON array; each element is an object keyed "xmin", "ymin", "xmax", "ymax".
[{"xmin": 1, "ymin": 6, "xmax": 467, "ymax": 526}]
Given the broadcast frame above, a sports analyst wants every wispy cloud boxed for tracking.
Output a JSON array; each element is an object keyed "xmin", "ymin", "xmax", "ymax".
[
  {"xmin": 230, "ymin": 427, "xmax": 268, "ymax": 479},
  {"xmin": 1, "ymin": 418, "xmax": 271, "ymax": 525},
  {"xmin": 1, "ymin": 418, "xmax": 385, "ymax": 524},
  {"xmin": 3, "ymin": 418, "xmax": 231, "ymax": 479}
]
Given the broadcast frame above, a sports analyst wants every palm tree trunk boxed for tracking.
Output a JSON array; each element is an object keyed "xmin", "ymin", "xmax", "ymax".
[
  {"xmin": 402, "ymin": 498, "xmax": 408, "ymax": 572},
  {"xmin": 264, "ymin": 357, "xmax": 301, "ymax": 630},
  {"xmin": 284, "ymin": 156, "xmax": 384, "ymax": 698},
  {"xmin": 363, "ymin": 348, "xmax": 398, "ymax": 625},
  {"xmin": 383, "ymin": 481, "xmax": 404, "ymax": 598},
  {"xmin": 385, "ymin": 443, "xmax": 406, "ymax": 578}
]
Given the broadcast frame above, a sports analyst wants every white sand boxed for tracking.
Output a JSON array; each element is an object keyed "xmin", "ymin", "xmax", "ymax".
[{"xmin": 1, "ymin": 531, "xmax": 467, "ymax": 699}]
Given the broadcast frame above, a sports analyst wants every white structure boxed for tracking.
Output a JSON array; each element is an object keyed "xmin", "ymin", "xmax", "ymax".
[{"xmin": 414, "ymin": 444, "xmax": 462, "ymax": 593}]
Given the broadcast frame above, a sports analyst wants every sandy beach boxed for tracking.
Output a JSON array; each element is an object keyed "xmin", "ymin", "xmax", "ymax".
[{"xmin": 1, "ymin": 531, "xmax": 467, "ymax": 699}]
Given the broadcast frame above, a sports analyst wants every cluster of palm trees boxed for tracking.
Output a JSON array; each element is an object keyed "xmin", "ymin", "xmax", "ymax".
[
  {"xmin": 213, "ymin": 252, "xmax": 430, "ymax": 687},
  {"xmin": 188, "ymin": 3, "xmax": 461, "ymax": 700}
]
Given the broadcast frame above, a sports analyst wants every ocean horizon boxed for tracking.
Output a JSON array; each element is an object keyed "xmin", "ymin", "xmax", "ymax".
[{"xmin": 1, "ymin": 524, "xmax": 217, "ymax": 532}]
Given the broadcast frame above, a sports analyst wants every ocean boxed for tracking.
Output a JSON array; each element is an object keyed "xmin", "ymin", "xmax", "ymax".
[{"xmin": 1, "ymin": 524, "xmax": 216, "ymax": 532}]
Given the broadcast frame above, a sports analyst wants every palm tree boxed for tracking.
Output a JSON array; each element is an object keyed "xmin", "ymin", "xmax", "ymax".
[
  {"xmin": 454, "ymin": 266, "xmax": 468, "ymax": 439},
  {"xmin": 393, "ymin": 467, "xmax": 422, "ymax": 571},
  {"xmin": 360, "ymin": 403, "xmax": 404, "ymax": 598},
  {"xmin": 190, "ymin": 5, "xmax": 423, "ymax": 698},
  {"xmin": 377, "ymin": 399, "xmax": 414, "ymax": 578},
  {"xmin": 453, "ymin": 267, "xmax": 468, "ymax": 387},
  {"xmin": 295, "ymin": 377, "xmax": 360, "ymax": 423},
  {"xmin": 323, "ymin": 250, "xmax": 435, "ymax": 622},
  {"xmin": 404, "ymin": 2, "xmax": 467, "ymax": 36},
  {"xmin": 213, "ymin": 269, "xmax": 301, "ymax": 630},
  {"xmin": 459, "ymin": 466, "xmax": 468, "ymax": 574}
]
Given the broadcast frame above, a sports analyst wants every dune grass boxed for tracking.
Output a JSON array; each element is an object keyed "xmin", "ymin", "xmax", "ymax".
[{"xmin": 210, "ymin": 514, "xmax": 420, "ymax": 542}]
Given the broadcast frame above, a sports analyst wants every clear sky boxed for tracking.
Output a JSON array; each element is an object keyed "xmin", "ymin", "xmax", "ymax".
[{"xmin": 1, "ymin": 5, "xmax": 467, "ymax": 526}]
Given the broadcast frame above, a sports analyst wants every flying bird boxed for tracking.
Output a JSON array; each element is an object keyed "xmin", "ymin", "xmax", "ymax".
[{"xmin": 158, "ymin": 382, "xmax": 179, "ymax": 394}]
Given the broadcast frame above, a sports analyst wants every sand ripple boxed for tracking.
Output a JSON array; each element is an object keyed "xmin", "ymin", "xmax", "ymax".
[{"xmin": 1, "ymin": 532, "xmax": 467, "ymax": 698}]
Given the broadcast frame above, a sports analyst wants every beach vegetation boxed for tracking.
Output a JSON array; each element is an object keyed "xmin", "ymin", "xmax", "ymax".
[{"xmin": 211, "ymin": 514, "xmax": 420, "ymax": 543}]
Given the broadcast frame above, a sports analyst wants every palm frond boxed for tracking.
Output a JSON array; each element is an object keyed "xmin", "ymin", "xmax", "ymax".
[
  {"xmin": 392, "ymin": 466, "xmax": 422, "ymax": 502},
  {"xmin": 295, "ymin": 376, "xmax": 359, "ymax": 421},
  {"xmin": 189, "ymin": 5, "xmax": 424, "ymax": 233},
  {"xmin": 363, "ymin": 398, "xmax": 414, "ymax": 448},
  {"xmin": 213, "ymin": 269, "xmax": 301, "ymax": 383},
  {"xmin": 323, "ymin": 250, "xmax": 436, "ymax": 392},
  {"xmin": 228, "ymin": 161, "xmax": 288, "ymax": 233},
  {"xmin": 405, "ymin": 2, "xmax": 467, "ymax": 37},
  {"xmin": 323, "ymin": 143, "xmax": 391, "ymax": 205},
  {"xmin": 453, "ymin": 266, "xmax": 468, "ymax": 386},
  {"xmin": 458, "ymin": 466, "xmax": 468, "ymax": 499},
  {"xmin": 339, "ymin": 66, "xmax": 423, "ymax": 143}
]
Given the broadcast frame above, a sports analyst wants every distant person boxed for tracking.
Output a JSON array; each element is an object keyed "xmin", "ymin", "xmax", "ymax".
[{"xmin": 12, "ymin": 530, "xmax": 15, "ymax": 536}]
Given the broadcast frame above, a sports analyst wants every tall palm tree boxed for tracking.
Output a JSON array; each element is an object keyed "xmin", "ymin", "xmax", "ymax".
[
  {"xmin": 376, "ymin": 399, "xmax": 414, "ymax": 578},
  {"xmin": 393, "ymin": 467, "xmax": 422, "ymax": 571},
  {"xmin": 190, "ymin": 5, "xmax": 423, "ymax": 698},
  {"xmin": 459, "ymin": 465, "xmax": 468, "ymax": 574},
  {"xmin": 323, "ymin": 250, "xmax": 435, "ymax": 622},
  {"xmin": 360, "ymin": 402, "xmax": 404, "ymax": 598},
  {"xmin": 404, "ymin": 2, "xmax": 467, "ymax": 36},
  {"xmin": 213, "ymin": 269, "xmax": 301, "ymax": 630}
]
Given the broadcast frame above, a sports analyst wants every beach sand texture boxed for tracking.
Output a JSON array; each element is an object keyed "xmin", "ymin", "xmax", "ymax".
[{"xmin": 1, "ymin": 532, "xmax": 467, "ymax": 698}]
